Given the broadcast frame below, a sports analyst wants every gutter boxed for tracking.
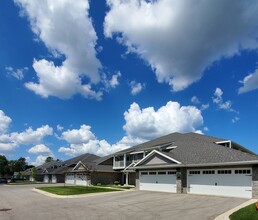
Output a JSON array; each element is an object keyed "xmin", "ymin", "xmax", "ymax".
[{"xmin": 129, "ymin": 160, "xmax": 258, "ymax": 170}]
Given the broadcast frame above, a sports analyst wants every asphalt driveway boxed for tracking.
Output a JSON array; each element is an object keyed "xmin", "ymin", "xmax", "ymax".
[{"xmin": 0, "ymin": 184, "xmax": 247, "ymax": 220}]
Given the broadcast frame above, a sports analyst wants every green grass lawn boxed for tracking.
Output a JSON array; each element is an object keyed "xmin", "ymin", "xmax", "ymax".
[
  {"xmin": 229, "ymin": 203, "xmax": 258, "ymax": 220},
  {"xmin": 37, "ymin": 186, "xmax": 121, "ymax": 195}
]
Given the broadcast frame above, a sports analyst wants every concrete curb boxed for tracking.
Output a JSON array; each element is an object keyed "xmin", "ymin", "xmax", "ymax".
[
  {"xmin": 214, "ymin": 199, "xmax": 257, "ymax": 220},
  {"xmin": 32, "ymin": 187, "xmax": 131, "ymax": 199}
]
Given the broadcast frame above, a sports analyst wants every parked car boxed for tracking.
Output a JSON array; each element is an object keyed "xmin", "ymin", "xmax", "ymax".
[{"xmin": 0, "ymin": 178, "xmax": 7, "ymax": 184}]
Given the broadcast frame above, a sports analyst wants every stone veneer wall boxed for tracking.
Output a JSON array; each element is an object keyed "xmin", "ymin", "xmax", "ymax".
[
  {"xmin": 252, "ymin": 166, "xmax": 258, "ymax": 198},
  {"xmin": 181, "ymin": 168, "xmax": 187, "ymax": 193},
  {"xmin": 176, "ymin": 168, "xmax": 187, "ymax": 193},
  {"xmin": 135, "ymin": 171, "xmax": 139, "ymax": 190}
]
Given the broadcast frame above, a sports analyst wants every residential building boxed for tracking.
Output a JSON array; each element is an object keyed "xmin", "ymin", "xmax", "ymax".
[{"xmin": 99, "ymin": 132, "xmax": 258, "ymax": 198}]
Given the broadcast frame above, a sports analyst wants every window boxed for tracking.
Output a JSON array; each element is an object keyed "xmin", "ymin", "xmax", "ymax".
[
  {"xmin": 115, "ymin": 156, "xmax": 124, "ymax": 161},
  {"xmin": 168, "ymin": 171, "xmax": 176, "ymax": 175},
  {"xmin": 149, "ymin": 171, "xmax": 156, "ymax": 175},
  {"xmin": 235, "ymin": 169, "xmax": 251, "ymax": 174},
  {"xmin": 141, "ymin": 172, "xmax": 148, "ymax": 175},
  {"xmin": 133, "ymin": 154, "xmax": 143, "ymax": 162},
  {"xmin": 189, "ymin": 171, "xmax": 200, "ymax": 175},
  {"xmin": 218, "ymin": 170, "xmax": 231, "ymax": 174},
  {"xmin": 203, "ymin": 170, "xmax": 215, "ymax": 174},
  {"xmin": 158, "ymin": 171, "xmax": 166, "ymax": 175}
]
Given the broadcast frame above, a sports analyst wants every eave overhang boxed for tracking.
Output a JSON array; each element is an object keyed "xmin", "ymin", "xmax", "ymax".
[{"xmin": 129, "ymin": 160, "xmax": 258, "ymax": 170}]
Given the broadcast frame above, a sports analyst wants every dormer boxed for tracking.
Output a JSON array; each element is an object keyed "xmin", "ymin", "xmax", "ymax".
[
  {"xmin": 216, "ymin": 140, "xmax": 232, "ymax": 148},
  {"xmin": 215, "ymin": 140, "xmax": 255, "ymax": 154}
]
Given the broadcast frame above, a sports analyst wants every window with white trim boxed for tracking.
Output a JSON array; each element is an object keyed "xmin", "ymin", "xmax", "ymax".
[
  {"xmin": 141, "ymin": 172, "xmax": 148, "ymax": 175},
  {"xmin": 203, "ymin": 170, "xmax": 215, "ymax": 174},
  {"xmin": 168, "ymin": 171, "xmax": 176, "ymax": 175},
  {"xmin": 218, "ymin": 170, "xmax": 231, "ymax": 174},
  {"xmin": 235, "ymin": 169, "xmax": 251, "ymax": 174},
  {"xmin": 149, "ymin": 171, "xmax": 156, "ymax": 175},
  {"xmin": 158, "ymin": 171, "xmax": 166, "ymax": 175},
  {"xmin": 189, "ymin": 171, "xmax": 200, "ymax": 175}
]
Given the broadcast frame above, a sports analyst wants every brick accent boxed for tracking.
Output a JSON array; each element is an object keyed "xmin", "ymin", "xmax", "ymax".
[{"xmin": 252, "ymin": 166, "xmax": 258, "ymax": 198}]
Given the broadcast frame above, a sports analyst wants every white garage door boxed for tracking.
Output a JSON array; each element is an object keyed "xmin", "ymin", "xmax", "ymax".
[
  {"xmin": 65, "ymin": 174, "xmax": 75, "ymax": 184},
  {"xmin": 76, "ymin": 173, "xmax": 90, "ymax": 186},
  {"xmin": 52, "ymin": 175, "xmax": 57, "ymax": 183},
  {"xmin": 187, "ymin": 168, "xmax": 252, "ymax": 198},
  {"xmin": 43, "ymin": 175, "xmax": 49, "ymax": 183},
  {"xmin": 140, "ymin": 170, "xmax": 177, "ymax": 193}
]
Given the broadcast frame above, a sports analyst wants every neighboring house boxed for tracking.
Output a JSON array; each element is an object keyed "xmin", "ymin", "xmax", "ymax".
[
  {"xmin": 37, "ymin": 160, "xmax": 64, "ymax": 183},
  {"xmin": 61, "ymin": 153, "xmax": 121, "ymax": 186},
  {"xmin": 23, "ymin": 160, "xmax": 64, "ymax": 183},
  {"xmin": 23, "ymin": 153, "xmax": 122, "ymax": 186},
  {"xmin": 22, "ymin": 168, "xmax": 35, "ymax": 181},
  {"xmin": 99, "ymin": 132, "xmax": 258, "ymax": 199}
]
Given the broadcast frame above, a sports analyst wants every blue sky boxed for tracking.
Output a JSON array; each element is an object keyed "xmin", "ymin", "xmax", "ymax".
[{"xmin": 0, "ymin": 0, "xmax": 258, "ymax": 165}]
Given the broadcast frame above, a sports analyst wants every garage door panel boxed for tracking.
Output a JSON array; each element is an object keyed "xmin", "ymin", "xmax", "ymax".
[
  {"xmin": 65, "ymin": 174, "xmax": 75, "ymax": 184},
  {"xmin": 140, "ymin": 175, "xmax": 156, "ymax": 184},
  {"xmin": 188, "ymin": 174, "xmax": 252, "ymax": 187},
  {"xmin": 76, "ymin": 174, "xmax": 90, "ymax": 186},
  {"xmin": 139, "ymin": 170, "xmax": 177, "ymax": 193},
  {"xmin": 188, "ymin": 168, "xmax": 252, "ymax": 198}
]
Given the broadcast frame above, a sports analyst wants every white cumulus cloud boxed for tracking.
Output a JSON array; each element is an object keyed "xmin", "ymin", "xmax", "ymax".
[
  {"xmin": 191, "ymin": 96, "xmax": 200, "ymax": 104},
  {"xmin": 0, "ymin": 123, "xmax": 53, "ymax": 154},
  {"xmin": 58, "ymin": 101, "xmax": 204, "ymax": 156},
  {"xmin": 123, "ymin": 101, "xmax": 203, "ymax": 140},
  {"xmin": 31, "ymin": 155, "xmax": 49, "ymax": 166},
  {"xmin": 238, "ymin": 68, "xmax": 258, "ymax": 94},
  {"xmin": 61, "ymin": 125, "xmax": 95, "ymax": 144},
  {"xmin": 11, "ymin": 125, "xmax": 53, "ymax": 145},
  {"xmin": 109, "ymin": 71, "xmax": 121, "ymax": 88},
  {"xmin": 28, "ymin": 144, "xmax": 52, "ymax": 154},
  {"xmin": 212, "ymin": 88, "xmax": 234, "ymax": 111},
  {"xmin": 130, "ymin": 81, "xmax": 145, "ymax": 95},
  {"xmin": 104, "ymin": 0, "xmax": 258, "ymax": 91},
  {"xmin": 57, "ymin": 124, "xmax": 64, "ymax": 131},
  {"xmin": 58, "ymin": 124, "xmax": 144, "ymax": 157},
  {"xmin": 0, "ymin": 110, "xmax": 12, "ymax": 134},
  {"xmin": 15, "ymin": 0, "xmax": 102, "ymax": 99},
  {"xmin": 201, "ymin": 103, "xmax": 210, "ymax": 111}
]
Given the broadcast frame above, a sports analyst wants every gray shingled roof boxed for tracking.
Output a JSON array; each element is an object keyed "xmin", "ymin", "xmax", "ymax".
[
  {"xmin": 162, "ymin": 133, "xmax": 258, "ymax": 165},
  {"xmin": 48, "ymin": 153, "xmax": 114, "ymax": 174},
  {"xmin": 102, "ymin": 132, "xmax": 258, "ymax": 166},
  {"xmin": 61, "ymin": 153, "xmax": 100, "ymax": 166}
]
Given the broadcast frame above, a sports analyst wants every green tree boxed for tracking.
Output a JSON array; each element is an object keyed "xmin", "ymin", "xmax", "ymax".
[
  {"xmin": 8, "ymin": 157, "xmax": 27, "ymax": 175},
  {"xmin": 45, "ymin": 156, "xmax": 54, "ymax": 163},
  {"xmin": 31, "ymin": 167, "xmax": 36, "ymax": 181},
  {"xmin": 0, "ymin": 155, "xmax": 9, "ymax": 177}
]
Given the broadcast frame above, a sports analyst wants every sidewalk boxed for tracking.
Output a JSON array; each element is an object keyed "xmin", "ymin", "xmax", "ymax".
[{"xmin": 215, "ymin": 199, "xmax": 257, "ymax": 220}]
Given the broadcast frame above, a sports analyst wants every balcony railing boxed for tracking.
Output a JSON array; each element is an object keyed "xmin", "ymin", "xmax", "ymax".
[{"xmin": 113, "ymin": 160, "xmax": 125, "ymax": 168}]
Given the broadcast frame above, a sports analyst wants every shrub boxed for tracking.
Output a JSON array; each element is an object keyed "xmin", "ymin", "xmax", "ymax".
[
  {"xmin": 114, "ymin": 181, "xmax": 119, "ymax": 185},
  {"xmin": 96, "ymin": 183, "xmax": 101, "ymax": 186}
]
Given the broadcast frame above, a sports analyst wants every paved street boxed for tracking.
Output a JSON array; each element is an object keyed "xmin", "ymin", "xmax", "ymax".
[{"xmin": 0, "ymin": 184, "xmax": 247, "ymax": 220}]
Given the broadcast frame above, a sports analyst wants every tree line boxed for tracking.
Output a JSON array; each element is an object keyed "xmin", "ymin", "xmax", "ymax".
[
  {"xmin": 0, "ymin": 155, "xmax": 33, "ymax": 178},
  {"xmin": 0, "ymin": 155, "xmax": 56, "ymax": 178}
]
